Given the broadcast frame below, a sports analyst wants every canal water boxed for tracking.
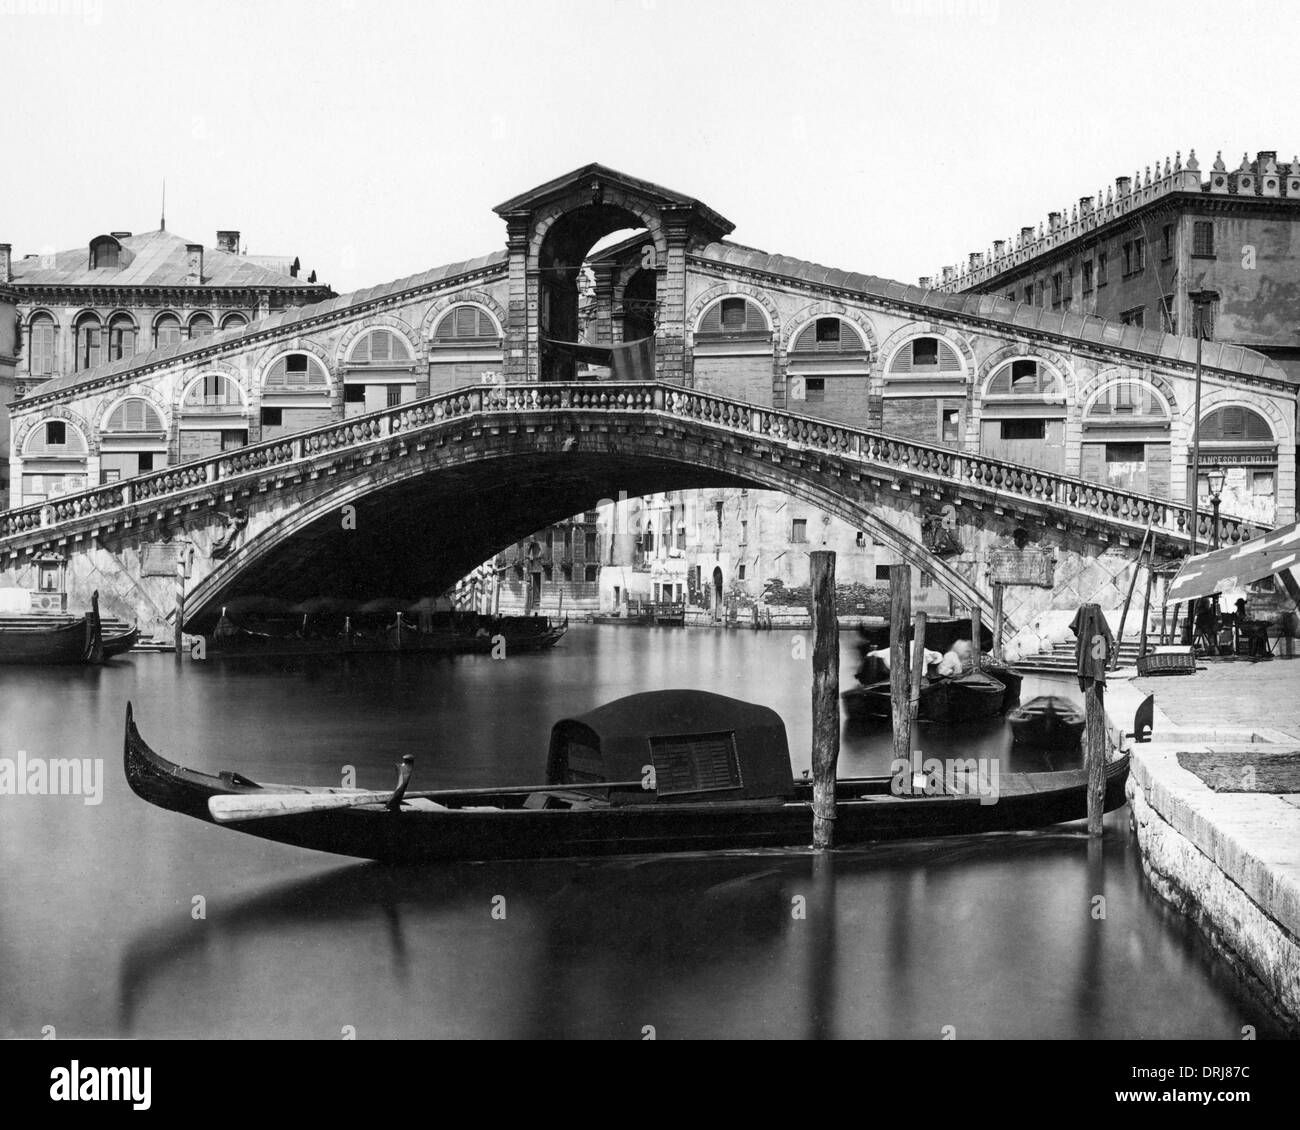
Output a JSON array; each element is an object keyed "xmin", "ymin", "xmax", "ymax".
[{"xmin": 0, "ymin": 625, "xmax": 1283, "ymax": 1039}]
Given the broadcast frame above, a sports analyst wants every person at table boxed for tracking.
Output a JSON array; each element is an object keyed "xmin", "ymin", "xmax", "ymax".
[{"xmin": 1234, "ymin": 597, "xmax": 1270, "ymax": 659}]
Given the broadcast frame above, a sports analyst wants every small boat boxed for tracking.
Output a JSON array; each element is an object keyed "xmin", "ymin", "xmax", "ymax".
[
  {"xmin": 125, "ymin": 690, "xmax": 1131, "ymax": 863},
  {"xmin": 842, "ymin": 668, "xmax": 1009, "ymax": 724},
  {"xmin": 0, "ymin": 592, "xmax": 104, "ymax": 665},
  {"xmin": 103, "ymin": 625, "xmax": 141, "ymax": 659},
  {"xmin": 1008, "ymin": 696, "xmax": 1086, "ymax": 750},
  {"xmin": 856, "ymin": 617, "xmax": 993, "ymax": 655},
  {"xmin": 978, "ymin": 662, "xmax": 1023, "ymax": 711}
]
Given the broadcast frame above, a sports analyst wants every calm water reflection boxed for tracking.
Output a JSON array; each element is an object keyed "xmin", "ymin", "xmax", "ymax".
[{"xmin": 0, "ymin": 626, "xmax": 1282, "ymax": 1038}]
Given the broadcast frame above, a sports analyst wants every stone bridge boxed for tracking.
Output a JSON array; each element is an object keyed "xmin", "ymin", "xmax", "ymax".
[{"xmin": 0, "ymin": 382, "xmax": 1259, "ymax": 639}]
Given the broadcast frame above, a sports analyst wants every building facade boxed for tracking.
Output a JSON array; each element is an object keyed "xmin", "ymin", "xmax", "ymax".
[
  {"xmin": 0, "ymin": 229, "xmax": 332, "ymax": 504},
  {"xmin": 0, "ymin": 284, "xmax": 17, "ymax": 499},
  {"xmin": 929, "ymin": 148, "xmax": 1300, "ymax": 524}
]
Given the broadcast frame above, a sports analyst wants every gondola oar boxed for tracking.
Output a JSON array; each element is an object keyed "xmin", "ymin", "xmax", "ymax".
[{"xmin": 208, "ymin": 778, "xmax": 654, "ymax": 823}]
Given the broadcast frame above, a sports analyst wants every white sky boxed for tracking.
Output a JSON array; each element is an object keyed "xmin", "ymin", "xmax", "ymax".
[{"xmin": 2, "ymin": 0, "xmax": 1294, "ymax": 294}]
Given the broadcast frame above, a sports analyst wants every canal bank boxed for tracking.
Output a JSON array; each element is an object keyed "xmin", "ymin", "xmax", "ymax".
[{"xmin": 1105, "ymin": 662, "xmax": 1300, "ymax": 1032}]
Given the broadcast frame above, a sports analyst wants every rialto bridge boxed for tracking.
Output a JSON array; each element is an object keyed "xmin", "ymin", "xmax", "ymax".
[{"xmin": 1, "ymin": 165, "xmax": 1292, "ymax": 637}]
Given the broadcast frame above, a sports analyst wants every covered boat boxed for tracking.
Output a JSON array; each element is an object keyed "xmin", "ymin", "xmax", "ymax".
[
  {"xmin": 124, "ymin": 690, "xmax": 1131, "ymax": 863},
  {"xmin": 1008, "ymin": 695, "xmax": 1086, "ymax": 750},
  {"xmin": 842, "ymin": 668, "xmax": 1010, "ymax": 724},
  {"xmin": 0, "ymin": 592, "xmax": 104, "ymax": 665}
]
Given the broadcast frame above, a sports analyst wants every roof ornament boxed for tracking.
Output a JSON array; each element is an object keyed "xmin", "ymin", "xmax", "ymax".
[
  {"xmin": 1174, "ymin": 151, "xmax": 1182, "ymax": 172},
  {"xmin": 160, "ymin": 178, "xmax": 166, "ymax": 232},
  {"xmin": 1186, "ymin": 149, "xmax": 1200, "ymax": 172},
  {"xmin": 590, "ymin": 179, "xmax": 604, "ymax": 207},
  {"xmin": 1239, "ymin": 152, "xmax": 1252, "ymax": 172},
  {"xmin": 1163, "ymin": 156, "xmax": 1171, "ymax": 177},
  {"xmin": 1212, "ymin": 150, "xmax": 1226, "ymax": 172}
]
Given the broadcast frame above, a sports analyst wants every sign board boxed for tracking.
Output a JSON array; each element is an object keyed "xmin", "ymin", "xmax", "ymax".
[
  {"xmin": 142, "ymin": 543, "xmax": 189, "ymax": 578},
  {"xmin": 987, "ymin": 547, "xmax": 1055, "ymax": 587}
]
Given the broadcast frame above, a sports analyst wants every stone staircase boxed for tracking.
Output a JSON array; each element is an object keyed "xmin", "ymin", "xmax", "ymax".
[{"xmin": 1012, "ymin": 637, "xmax": 1148, "ymax": 673}]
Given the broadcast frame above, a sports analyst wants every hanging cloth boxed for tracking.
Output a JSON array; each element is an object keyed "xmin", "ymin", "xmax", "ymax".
[{"xmin": 1069, "ymin": 603, "xmax": 1114, "ymax": 691}]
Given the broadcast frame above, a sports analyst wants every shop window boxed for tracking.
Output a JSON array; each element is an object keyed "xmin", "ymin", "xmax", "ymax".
[
  {"xmin": 261, "ymin": 407, "xmax": 283, "ymax": 427},
  {"xmin": 386, "ymin": 385, "xmax": 403, "ymax": 407},
  {"xmin": 941, "ymin": 408, "xmax": 960, "ymax": 442},
  {"xmin": 344, "ymin": 385, "xmax": 366, "ymax": 403},
  {"xmin": 804, "ymin": 377, "xmax": 825, "ymax": 403},
  {"xmin": 1001, "ymin": 419, "xmax": 1045, "ymax": 441},
  {"xmin": 1105, "ymin": 443, "xmax": 1145, "ymax": 463}
]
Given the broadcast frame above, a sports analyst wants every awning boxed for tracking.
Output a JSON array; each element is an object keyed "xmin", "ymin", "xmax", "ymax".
[
  {"xmin": 543, "ymin": 336, "xmax": 656, "ymax": 382},
  {"xmin": 1166, "ymin": 519, "xmax": 1300, "ymax": 603}
]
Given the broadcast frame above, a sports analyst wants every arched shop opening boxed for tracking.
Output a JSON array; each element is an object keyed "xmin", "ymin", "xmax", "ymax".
[
  {"xmin": 1195, "ymin": 405, "xmax": 1279, "ymax": 526},
  {"xmin": 100, "ymin": 397, "xmax": 168, "ymax": 482}
]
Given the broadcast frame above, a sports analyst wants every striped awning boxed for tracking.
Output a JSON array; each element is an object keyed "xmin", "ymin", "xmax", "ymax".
[{"xmin": 1166, "ymin": 520, "xmax": 1300, "ymax": 602}]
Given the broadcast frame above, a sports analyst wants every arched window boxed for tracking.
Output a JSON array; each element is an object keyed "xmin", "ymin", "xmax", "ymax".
[
  {"xmin": 1085, "ymin": 378, "xmax": 1169, "ymax": 420},
  {"xmin": 432, "ymin": 305, "xmax": 499, "ymax": 341},
  {"xmin": 104, "ymin": 398, "xmax": 165, "ymax": 434},
  {"xmin": 696, "ymin": 296, "xmax": 768, "ymax": 336},
  {"xmin": 348, "ymin": 328, "xmax": 415, "ymax": 364},
  {"xmin": 24, "ymin": 419, "xmax": 89, "ymax": 456},
  {"xmin": 74, "ymin": 313, "xmax": 102, "ymax": 371},
  {"xmin": 985, "ymin": 358, "xmax": 1063, "ymax": 398},
  {"xmin": 888, "ymin": 336, "xmax": 963, "ymax": 375},
  {"xmin": 27, "ymin": 314, "xmax": 57, "ymax": 377},
  {"xmin": 1199, "ymin": 406, "xmax": 1273, "ymax": 442},
  {"xmin": 183, "ymin": 374, "xmax": 245, "ymax": 409},
  {"xmin": 263, "ymin": 352, "xmax": 329, "ymax": 390},
  {"xmin": 107, "ymin": 314, "xmax": 137, "ymax": 363},
  {"xmin": 221, "ymin": 312, "xmax": 249, "ymax": 331},
  {"xmin": 790, "ymin": 317, "xmax": 866, "ymax": 354},
  {"xmin": 154, "ymin": 314, "xmax": 183, "ymax": 350},
  {"xmin": 189, "ymin": 313, "xmax": 214, "ymax": 339}
]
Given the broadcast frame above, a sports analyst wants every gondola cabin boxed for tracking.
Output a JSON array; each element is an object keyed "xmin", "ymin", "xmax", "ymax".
[{"xmin": 546, "ymin": 691, "xmax": 796, "ymax": 806}]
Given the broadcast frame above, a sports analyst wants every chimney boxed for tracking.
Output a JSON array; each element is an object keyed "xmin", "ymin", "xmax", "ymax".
[
  {"xmin": 1048, "ymin": 211, "xmax": 1062, "ymax": 231},
  {"xmin": 0, "ymin": 243, "xmax": 10, "ymax": 283},
  {"xmin": 1116, "ymin": 175, "xmax": 1131, "ymax": 196},
  {"xmin": 185, "ymin": 243, "xmax": 204, "ymax": 285},
  {"xmin": 968, "ymin": 252, "xmax": 983, "ymax": 270},
  {"xmin": 1078, "ymin": 196, "xmax": 1094, "ymax": 216},
  {"xmin": 993, "ymin": 240, "xmax": 1006, "ymax": 256},
  {"xmin": 216, "ymin": 230, "xmax": 240, "ymax": 254},
  {"xmin": 942, "ymin": 265, "xmax": 955, "ymax": 284},
  {"xmin": 1020, "ymin": 225, "xmax": 1035, "ymax": 245},
  {"xmin": 290, "ymin": 256, "xmax": 301, "ymax": 279},
  {"xmin": 918, "ymin": 276, "xmax": 933, "ymax": 288},
  {"xmin": 1256, "ymin": 151, "xmax": 1277, "ymax": 174}
]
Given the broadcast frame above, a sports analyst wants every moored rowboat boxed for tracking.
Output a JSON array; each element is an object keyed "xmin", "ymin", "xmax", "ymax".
[
  {"xmin": 124, "ymin": 690, "xmax": 1130, "ymax": 864},
  {"xmin": 1008, "ymin": 695, "xmax": 1086, "ymax": 750},
  {"xmin": 0, "ymin": 592, "xmax": 104, "ymax": 665}
]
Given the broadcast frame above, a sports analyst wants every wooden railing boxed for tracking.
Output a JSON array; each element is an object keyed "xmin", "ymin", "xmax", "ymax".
[{"xmin": 0, "ymin": 382, "xmax": 1261, "ymax": 547}]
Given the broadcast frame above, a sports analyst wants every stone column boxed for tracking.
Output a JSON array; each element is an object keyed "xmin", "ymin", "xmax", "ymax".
[
  {"xmin": 590, "ymin": 262, "xmax": 616, "ymax": 347},
  {"xmin": 654, "ymin": 210, "xmax": 692, "ymax": 385}
]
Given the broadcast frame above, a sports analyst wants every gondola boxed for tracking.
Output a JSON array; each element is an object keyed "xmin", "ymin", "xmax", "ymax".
[
  {"xmin": 842, "ymin": 667, "xmax": 1009, "ymax": 724},
  {"xmin": 103, "ymin": 625, "xmax": 141, "ymax": 659},
  {"xmin": 1008, "ymin": 695, "xmax": 1086, "ymax": 750},
  {"xmin": 0, "ymin": 592, "xmax": 104, "ymax": 665},
  {"xmin": 124, "ymin": 690, "xmax": 1131, "ymax": 863}
]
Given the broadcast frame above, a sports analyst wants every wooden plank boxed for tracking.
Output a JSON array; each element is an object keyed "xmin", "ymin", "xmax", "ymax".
[{"xmin": 810, "ymin": 550, "xmax": 839, "ymax": 849}]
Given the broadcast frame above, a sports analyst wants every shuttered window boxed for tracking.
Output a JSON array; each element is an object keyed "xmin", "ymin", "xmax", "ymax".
[
  {"xmin": 107, "ymin": 315, "xmax": 137, "ymax": 362},
  {"xmin": 1199, "ymin": 406, "xmax": 1272, "ymax": 442},
  {"xmin": 1086, "ymin": 379, "xmax": 1168, "ymax": 420},
  {"xmin": 264, "ymin": 353, "xmax": 328, "ymax": 389},
  {"xmin": 649, "ymin": 732, "xmax": 742, "ymax": 796},
  {"xmin": 433, "ymin": 306, "xmax": 498, "ymax": 341},
  {"xmin": 790, "ymin": 317, "xmax": 866, "ymax": 353},
  {"xmin": 25, "ymin": 419, "xmax": 88, "ymax": 456},
  {"xmin": 888, "ymin": 336, "xmax": 962, "ymax": 375},
  {"xmin": 189, "ymin": 314, "xmax": 214, "ymax": 339},
  {"xmin": 221, "ymin": 312, "xmax": 249, "ymax": 331},
  {"xmin": 75, "ymin": 316, "xmax": 101, "ymax": 371},
  {"xmin": 986, "ymin": 359, "xmax": 1061, "ymax": 398},
  {"xmin": 350, "ymin": 329, "xmax": 415, "ymax": 364},
  {"xmin": 29, "ymin": 315, "xmax": 56, "ymax": 376},
  {"xmin": 154, "ymin": 315, "xmax": 183, "ymax": 350},
  {"xmin": 697, "ymin": 297, "xmax": 767, "ymax": 335},
  {"xmin": 183, "ymin": 374, "xmax": 243, "ymax": 407},
  {"xmin": 105, "ymin": 398, "xmax": 164, "ymax": 433}
]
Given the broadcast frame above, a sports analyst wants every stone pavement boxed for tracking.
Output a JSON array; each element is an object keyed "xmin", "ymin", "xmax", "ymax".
[
  {"xmin": 1134, "ymin": 656, "xmax": 1300, "ymax": 740},
  {"xmin": 1110, "ymin": 658, "xmax": 1300, "ymax": 1029}
]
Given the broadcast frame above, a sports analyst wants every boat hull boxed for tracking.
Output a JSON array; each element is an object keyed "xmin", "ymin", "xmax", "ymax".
[
  {"xmin": 1008, "ymin": 696, "xmax": 1086, "ymax": 750},
  {"xmin": 124, "ymin": 705, "xmax": 1131, "ymax": 864},
  {"xmin": 0, "ymin": 595, "xmax": 103, "ymax": 665}
]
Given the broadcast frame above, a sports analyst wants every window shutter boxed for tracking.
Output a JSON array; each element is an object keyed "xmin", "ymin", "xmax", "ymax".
[
  {"xmin": 699, "ymin": 303, "xmax": 724, "ymax": 334},
  {"xmin": 456, "ymin": 306, "xmax": 478, "ymax": 337}
]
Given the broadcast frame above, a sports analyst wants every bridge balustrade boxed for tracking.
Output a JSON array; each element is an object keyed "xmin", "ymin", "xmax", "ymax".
[{"xmin": 0, "ymin": 382, "xmax": 1259, "ymax": 548}]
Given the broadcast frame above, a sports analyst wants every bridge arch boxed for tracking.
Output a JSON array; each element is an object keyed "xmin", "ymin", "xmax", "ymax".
[{"xmin": 180, "ymin": 410, "xmax": 992, "ymax": 630}]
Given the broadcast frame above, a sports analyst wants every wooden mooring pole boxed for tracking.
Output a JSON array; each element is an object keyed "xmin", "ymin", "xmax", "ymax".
[
  {"xmin": 1085, "ymin": 680, "xmax": 1106, "ymax": 837},
  {"xmin": 971, "ymin": 604, "xmax": 984, "ymax": 669},
  {"xmin": 990, "ymin": 584, "xmax": 1004, "ymax": 666},
  {"xmin": 889, "ymin": 565, "xmax": 912, "ymax": 790},
  {"xmin": 910, "ymin": 610, "xmax": 927, "ymax": 791},
  {"xmin": 810, "ymin": 551, "xmax": 839, "ymax": 850}
]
